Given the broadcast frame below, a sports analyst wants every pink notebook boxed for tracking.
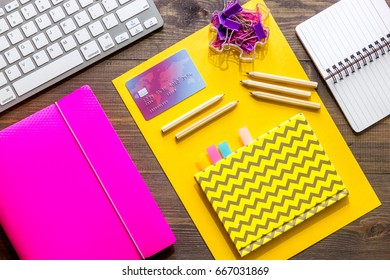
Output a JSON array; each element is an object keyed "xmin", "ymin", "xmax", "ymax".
[{"xmin": 0, "ymin": 85, "xmax": 175, "ymax": 260}]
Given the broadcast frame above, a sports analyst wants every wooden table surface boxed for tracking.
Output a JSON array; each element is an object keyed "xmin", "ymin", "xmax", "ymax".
[{"xmin": 1, "ymin": 0, "xmax": 390, "ymax": 260}]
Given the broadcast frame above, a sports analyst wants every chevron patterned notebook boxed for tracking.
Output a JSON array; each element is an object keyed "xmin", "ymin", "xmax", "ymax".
[{"xmin": 195, "ymin": 113, "xmax": 349, "ymax": 257}]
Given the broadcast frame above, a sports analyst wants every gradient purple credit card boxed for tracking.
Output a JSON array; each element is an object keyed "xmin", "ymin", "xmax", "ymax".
[{"xmin": 125, "ymin": 49, "xmax": 206, "ymax": 120}]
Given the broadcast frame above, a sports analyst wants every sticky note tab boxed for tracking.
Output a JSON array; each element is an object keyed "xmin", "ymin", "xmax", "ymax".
[
  {"xmin": 218, "ymin": 141, "xmax": 232, "ymax": 158},
  {"xmin": 207, "ymin": 145, "xmax": 222, "ymax": 164},
  {"xmin": 239, "ymin": 127, "xmax": 253, "ymax": 146},
  {"xmin": 196, "ymin": 152, "xmax": 211, "ymax": 171}
]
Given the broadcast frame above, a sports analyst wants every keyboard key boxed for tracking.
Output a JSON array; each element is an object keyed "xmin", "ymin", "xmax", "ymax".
[
  {"xmin": 80, "ymin": 40, "xmax": 101, "ymax": 60},
  {"xmin": 78, "ymin": 0, "xmax": 93, "ymax": 8},
  {"xmin": 102, "ymin": 13, "xmax": 118, "ymax": 30},
  {"xmin": 47, "ymin": 42, "xmax": 63, "ymax": 59},
  {"xmin": 21, "ymin": 21, "xmax": 38, "ymax": 37},
  {"xmin": 0, "ymin": 8, "xmax": 4, "ymax": 17},
  {"xmin": 116, "ymin": 0, "xmax": 149, "ymax": 22},
  {"xmin": 88, "ymin": 3, "xmax": 104, "ymax": 19},
  {"xmin": 126, "ymin": 18, "xmax": 140, "ymax": 29},
  {"xmin": 33, "ymin": 50, "xmax": 50, "ymax": 66},
  {"xmin": 21, "ymin": 4, "xmax": 38, "ymax": 20},
  {"xmin": 118, "ymin": 0, "xmax": 131, "ymax": 4},
  {"xmin": 60, "ymin": 35, "xmax": 77, "ymax": 51},
  {"xmin": 74, "ymin": 28, "xmax": 90, "ymax": 44},
  {"xmin": 102, "ymin": 0, "xmax": 118, "ymax": 13},
  {"xmin": 0, "ymin": 73, "xmax": 7, "ymax": 87},
  {"xmin": 4, "ymin": 48, "xmax": 21, "ymax": 64},
  {"xmin": 21, "ymin": 0, "xmax": 33, "ymax": 4},
  {"xmin": 36, "ymin": 14, "xmax": 51, "ymax": 30},
  {"xmin": 0, "ymin": 36, "xmax": 11, "ymax": 52},
  {"xmin": 60, "ymin": 18, "xmax": 76, "ymax": 34},
  {"xmin": 51, "ymin": 0, "xmax": 63, "ymax": 5},
  {"xmin": 19, "ymin": 57, "xmax": 36, "ymax": 73},
  {"xmin": 74, "ymin": 10, "xmax": 90, "ymax": 27},
  {"xmin": 18, "ymin": 40, "xmax": 35, "ymax": 56},
  {"xmin": 13, "ymin": 50, "xmax": 84, "ymax": 96},
  {"xmin": 7, "ymin": 11, "xmax": 24, "ymax": 27},
  {"xmin": 0, "ymin": 18, "xmax": 9, "ymax": 34},
  {"xmin": 35, "ymin": 0, "xmax": 52, "ymax": 13},
  {"xmin": 97, "ymin": 33, "xmax": 114, "ymax": 51},
  {"xmin": 32, "ymin": 33, "xmax": 49, "ymax": 49},
  {"xmin": 63, "ymin": 0, "xmax": 79, "ymax": 15},
  {"xmin": 5, "ymin": 1, "xmax": 20, "ymax": 12},
  {"xmin": 0, "ymin": 55, "xmax": 7, "ymax": 69},
  {"xmin": 144, "ymin": 17, "xmax": 158, "ymax": 29},
  {"xmin": 114, "ymin": 32, "xmax": 129, "ymax": 44},
  {"xmin": 49, "ymin": 6, "xmax": 66, "ymax": 22},
  {"xmin": 5, "ymin": 65, "xmax": 22, "ymax": 81},
  {"xmin": 88, "ymin": 21, "xmax": 104, "ymax": 37},
  {"xmin": 129, "ymin": 24, "xmax": 143, "ymax": 37},
  {"xmin": 46, "ymin": 25, "xmax": 62, "ymax": 41},
  {"xmin": 0, "ymin": 86, "xmax": 17, "ymax": 106},
  {"xmin": 7, "ymin": 29, "xmax": 24, "ymax": 45}
]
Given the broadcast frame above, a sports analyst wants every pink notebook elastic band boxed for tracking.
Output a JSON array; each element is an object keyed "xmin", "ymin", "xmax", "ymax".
[{"xmin": 55, "ymin": 102, "xmax": 144, "ymax": 259}]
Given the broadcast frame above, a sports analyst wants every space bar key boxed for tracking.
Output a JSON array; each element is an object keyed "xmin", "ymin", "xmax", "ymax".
[{"xmin": 13, "ymin": 50, "xmax": 84, "ymax": 97}]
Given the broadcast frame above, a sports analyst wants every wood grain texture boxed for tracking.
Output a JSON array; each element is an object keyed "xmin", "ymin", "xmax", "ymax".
[{"xmin": 1, "ymin": 0, "xmax": 390, "ymax": 260}]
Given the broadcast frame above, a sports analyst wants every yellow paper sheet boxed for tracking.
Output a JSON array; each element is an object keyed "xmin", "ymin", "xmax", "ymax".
[{"xmin": 113, "ymin": 0, "xmax": 380, "ymax": 259}]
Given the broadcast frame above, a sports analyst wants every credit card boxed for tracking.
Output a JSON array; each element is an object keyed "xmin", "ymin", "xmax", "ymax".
[{"xmin": 125, "ymin": 49, "xmax": 206, "ymax": 120}]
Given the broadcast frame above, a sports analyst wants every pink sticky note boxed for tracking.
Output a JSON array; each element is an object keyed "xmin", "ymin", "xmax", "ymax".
[
  {"xmin": 206, "ymin": 145, "xmax": 222, "ymax": 164},
  {"xmin": 239, "ymin": 127, "xmax": 253, "ymax": 146}
]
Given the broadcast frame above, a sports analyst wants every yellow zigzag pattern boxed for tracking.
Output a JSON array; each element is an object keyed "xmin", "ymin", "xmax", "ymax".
[{"xmin": 195, "ymin": 114, "xmax": 348, "ymax": 257}]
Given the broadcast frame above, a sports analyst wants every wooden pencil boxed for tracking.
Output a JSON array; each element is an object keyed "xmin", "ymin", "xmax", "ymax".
[
  {"xmin": 251, "ymin": 91, "xmax": 321, "ymax": 110},
  {"xmin": 241, "ymin": 80, "xmax": 312, "ymax": 98},
  {"xmin": 161, "ymin": 94, "xmax": 224, "ymax": 133},
  {"xmin": 247, "ymin": 71, "xmax": 318, "ymax": 89},
  {"xmin": 175, "ymin": 101, "xmax": 239, "ymax": 140}
]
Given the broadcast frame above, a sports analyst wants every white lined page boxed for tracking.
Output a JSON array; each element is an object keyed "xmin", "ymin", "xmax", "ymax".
[{"xmin": 296, "ymin": 0, "xmax": 390, "ymax": 132}]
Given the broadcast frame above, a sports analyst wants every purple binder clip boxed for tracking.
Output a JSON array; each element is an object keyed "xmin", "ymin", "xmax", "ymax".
[
  {"xmin": 224, "ymin": 18, "xmax": 241, "ymax": 31},
  {"xmin": 216, "ymin": 11, "xmax": 226, "ymax": 27},
  {"xmin": 224, "ymin": 1, "xmax": 243, "ymax": 18},
  {"xmin": 209, "ymin": 1, "xmax": 270, "ymax": 61},
  {"xmin": 254, "ymin": 22, "xmax": 267, "ymax": 40}
]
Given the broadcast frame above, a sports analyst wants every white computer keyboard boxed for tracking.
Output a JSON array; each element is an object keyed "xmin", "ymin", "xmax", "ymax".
[{"xmin": 0, "ymin": 0, "xmax": 163, "ymax": 113}]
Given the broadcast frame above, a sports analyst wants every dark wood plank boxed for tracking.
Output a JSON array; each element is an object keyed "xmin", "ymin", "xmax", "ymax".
[{"xmin": 1, "ymin": 0, "xmax": 390, "ymax": 260}]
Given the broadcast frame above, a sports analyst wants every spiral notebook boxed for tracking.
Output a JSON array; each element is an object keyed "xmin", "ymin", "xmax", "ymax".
[
  {"xmin": 296, "ymin": 0, "xmax": 390, "ymax": 132},
  {"xmin": 195, "ymin": 114, "xmax": 349, "ymax": 257}
]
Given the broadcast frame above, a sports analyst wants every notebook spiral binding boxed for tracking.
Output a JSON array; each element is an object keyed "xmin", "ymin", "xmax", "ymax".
[{"xmin": 325, "ymin": 33, "xmax": 390, "ymax": 83}]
